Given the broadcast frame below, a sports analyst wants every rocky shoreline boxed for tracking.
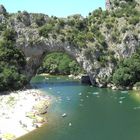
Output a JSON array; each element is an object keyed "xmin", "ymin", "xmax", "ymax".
[{"xmin": 0, "ymin": 89, "xmax": 51, "ymax": 140}]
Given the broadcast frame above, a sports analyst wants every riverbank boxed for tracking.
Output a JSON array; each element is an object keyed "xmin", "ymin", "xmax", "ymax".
[
  {"xmin": 0, "ymin": 89, "xmax": 51, "ymax": 140},
  {"xmin": 39, "ymin": 73, "xmax": 82, "ymax": 80}
]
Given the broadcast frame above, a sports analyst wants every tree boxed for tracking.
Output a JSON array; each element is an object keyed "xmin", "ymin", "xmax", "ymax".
[
  {"xmin": 113, "ymin": 51, "xmax": 140, "ymax": 87},
  {"xmin": 0, "ymin": 28, "xmax": 27, "ymax": 91},
  {"xmin": 38, "ymin": 52, "xmax": 83, "ymax": 75}
]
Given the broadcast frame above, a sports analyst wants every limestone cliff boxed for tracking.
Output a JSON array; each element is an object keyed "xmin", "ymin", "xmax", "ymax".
[{"xmin": 0, "ymin": 0, "xmax": 139, "ymax": 88}]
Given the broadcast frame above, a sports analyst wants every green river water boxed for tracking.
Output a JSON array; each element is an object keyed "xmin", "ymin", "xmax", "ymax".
[{"xmin": 18, "ymin": 75, "xmax": 140, "ymax": 140}]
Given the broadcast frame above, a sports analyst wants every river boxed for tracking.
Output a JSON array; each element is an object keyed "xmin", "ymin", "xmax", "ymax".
[{"xmin": 17, "ymin": 75, "xmax": 140, "ymax": 140}]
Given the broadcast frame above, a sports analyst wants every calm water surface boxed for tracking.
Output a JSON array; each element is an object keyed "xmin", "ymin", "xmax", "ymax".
[{"xmin": 17, "ymin": 75, "xmax": 140, "ymax": 140}]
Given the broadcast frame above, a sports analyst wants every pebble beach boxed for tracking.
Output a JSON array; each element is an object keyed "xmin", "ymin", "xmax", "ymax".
[{"xmin": 0, "ymin": 89, "xmax": 51, "ymax": 140}]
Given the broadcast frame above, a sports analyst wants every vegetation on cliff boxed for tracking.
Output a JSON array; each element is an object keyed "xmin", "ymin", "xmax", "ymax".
[
  {"xmin": 38, "ymin": 0, "xmax": 140, "ymax": 88},
  {"xmin": 113, "ymin": 50, "xmax": 140, "ymax": 87},
  {"xmin": 0, "ymin": 0, "xmax": 140, "ymax": 90},
  {"xmin": 0, "ymin": 28, "xmax": 27, "ymax": 91}
]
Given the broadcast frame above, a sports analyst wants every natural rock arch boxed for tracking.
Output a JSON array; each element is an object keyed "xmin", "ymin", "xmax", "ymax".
[
  {"xmin": 11, "ymin": 12, "xmax": 114, "ymax": 87},
  {"xmin": 10, "ymin": 2, "xmax": 139, "ymax": 87},
  {"xmin": 18, "ymin": 34, "xmax": 95, "ymax": 84},
  {"xmin": 0, "ymin": 4, "xmax": 139, "ymax": 89},
  {"xmin": 16, "ymin": 26, "xmax": 138, "ymax": 87}
]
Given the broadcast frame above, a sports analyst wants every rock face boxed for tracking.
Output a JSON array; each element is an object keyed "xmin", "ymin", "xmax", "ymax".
[
  {"xmin": 81, "ymin": 75, "xmax": 92, "ymax": 85},
  {"xmin": 0, "ymin": 2, "xmax": 140, "ymax": 87},
  {"xmin": 0, "ymin": 5, "xmax": 6, "ymax": 14},
  {"xmin": 17, "ymin": 27, "xmax": 139, "ymax": 87},
  {"xmin": 19, "ymin": 37, "xmax": 95, "ymax": 84}
]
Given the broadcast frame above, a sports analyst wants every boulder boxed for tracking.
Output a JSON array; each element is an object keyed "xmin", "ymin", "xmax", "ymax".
[{"xmin": 33, "ymin": 100, "xmax": 49, "ymax": 115}]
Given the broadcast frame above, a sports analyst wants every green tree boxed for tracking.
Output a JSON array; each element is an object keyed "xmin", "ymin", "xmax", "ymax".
[
  {"xmin": 38, "ymin": 52, "xmax": 83, "ymax": 75},
  {"xmin": 113, "ymin": 51, "xmax": 140, "ymax": 87},
  {"xmin": 0, "ymin": 28, "xmax": 27, "ymax": 91}
]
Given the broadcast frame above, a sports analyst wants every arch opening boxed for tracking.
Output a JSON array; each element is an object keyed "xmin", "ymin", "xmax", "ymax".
[
  {"xmin": 37, "ymin": 52, "xmax": 84, "ymax": 76},
  {"xmin": 24, "ymin": 43, "xmax": 91, "ymax": 84}
]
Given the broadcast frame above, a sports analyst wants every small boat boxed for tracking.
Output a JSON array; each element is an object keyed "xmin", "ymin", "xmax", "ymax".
[
  {"xmin": 69, "ymin": 123, "xmax": 72, "ymax": 126},
  {"xmin": 62, "ymin": 113, "xmax": 67, "ymax": 117}
]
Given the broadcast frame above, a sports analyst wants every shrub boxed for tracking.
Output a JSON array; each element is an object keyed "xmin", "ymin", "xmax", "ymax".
[
  {"xmin": 0, "ymin": 23, "xmax": 6, "ymax": 31},
  {"xmin": 106, "ymin": 23, "xmax": 114, "ymax": 29},
  {"xmin": 121, "ymin": 27, "xmax": 128, "ymax": 33},
  {"xmin": 2, "ymin": 28, "xmax": 17, "ymax": 42},
  {"xmin": 86, "ymin": 32, "xmax": 94, "ymax": 41},
  {"xmin": 0, "ymin": 28, "xmax": 27, "ymax": 91},
  {"xmin": 128, "ymin": 16, "xmax": 139, "ymax": 25},
  {"xmin": 113, "ymin": 51, "xmax": 140, "ymax": 87},
  {"xmin": 39, "ymin": 24, "xmax": 53, "ymax": 38},
  {"xmin": 35, "ymin": 14, "xmax": 45, "ymax": 26}
]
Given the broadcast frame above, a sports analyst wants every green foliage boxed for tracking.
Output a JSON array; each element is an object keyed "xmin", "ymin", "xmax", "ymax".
[
  {"xmin": 0, "ymin": 65, "xmax": 27, "ymax": 91},
  {"xmin": 121, "ymin": 27, "xmax": 128, "ymax": 33},
  {"xmin": 0, "ymin": 39, "xmax": 26, "ymax": 66},
  {"xmin": 38, "ymin": 52, "xmax": 83, "ymax": 75},
  {"xmin": 92, "ymin": 8, "xmax": 102, "ymax": 18},
  {"xmin": 128, "ymin": 16, "xmax": 140, "ymax": 25},
  {"xmin": 113, "ymin": 51, "xmax": 140, "ymax": 87},
  {"xmin": 2, "ymin": 28, "xmax": 17, "ymax": 42},
  {"xmin": 110, "ymin": 29, "xmax": 121, "ymax": 43},
  {"xmin": 86, "ymin": 32, "xmax": 94, "ymax": 41},
  {"xmin": 34, "ymin": 14, "xmax": 45, "ymax": 26},
  {"xmin": 37, "ymin": 0, "xmax": 140, "ymax": 49},
  {"xmin": 75, "ymin": 19, "xmax": 87, "ymax": 31},
  {"xmin": 0, "ymin": 23, "xmax": 6, "ymax": 31},
  {"xmin": 111, "ymin": 0, "xmax": 137, "ymax": 18},
  {"xmin": 0, "ymin": 29, "xmax": 27, "ymax": 91},
  {"xmin": 39, "ymin": 23, "xmax": 53, "ymax": 38},
  {"xmin": 37, "ymin": 1, "xmax": 140, "ymax": 88},
  {"xmin": 57, "ymin": 19, "xmax": 65, "ymax": 27},
  {"xmin": 105, "ymin": 22, "xmax": 114, "ymax": 29}
]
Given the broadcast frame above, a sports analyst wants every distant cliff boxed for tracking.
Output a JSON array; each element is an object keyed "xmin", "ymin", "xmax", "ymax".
[{"xmin": 0, "ymin": 0, "xmax": 140, "ymax": 90}]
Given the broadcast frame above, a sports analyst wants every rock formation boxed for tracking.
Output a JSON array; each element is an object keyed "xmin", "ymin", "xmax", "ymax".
[
  {"xmin": 0, "ymin": 5, "xmax": 6, "ymax": 14},
  {"xmin": 0, "ymin": 0, "xmax": 139, "ymax": 88}
]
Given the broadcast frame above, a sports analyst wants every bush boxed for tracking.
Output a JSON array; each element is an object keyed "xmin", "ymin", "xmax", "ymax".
[
  {"xmin": 113, "ymin": 51, "xmax": 140, "ymax": 87},
  {"xmin": 86, "ymin": 32, "xmax": 94, "ymax": 41},
  {"xmin": 128, "ymin": 16, "xmax": 139, "ymax": 25},
  {"xmin": 39, "ymin": 24, "xmax": 54, "ymax": 38},
  {"xmin": 2, "ymin": 28, "xmax": 17, "ymax": 42},
  {"xmin": 105, "ymin": 22, "xmax": 114, "ymax": 29},
  {"xmin": 0, "ymin": 65, "xmax": 27, "ymax": 91},
  {"xmin": 0, "ymin": 28, "xmax": 27, "ymax": 91},
  {"xmin": 0, "ymin": 23, "xmax": 6, "ymax": 31},
  {"xmin": 121, "ymin": 27, "xmax": 128, "ymax": 33},
  {"xmin": 34, "ymin": 14, "xmax": 45, "ymax": 26}
]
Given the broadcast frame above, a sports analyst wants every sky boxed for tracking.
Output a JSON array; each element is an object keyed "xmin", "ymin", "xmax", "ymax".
[{"xmin": 0, "ymin": 0, "xmax": 105, "ymax": 17}]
